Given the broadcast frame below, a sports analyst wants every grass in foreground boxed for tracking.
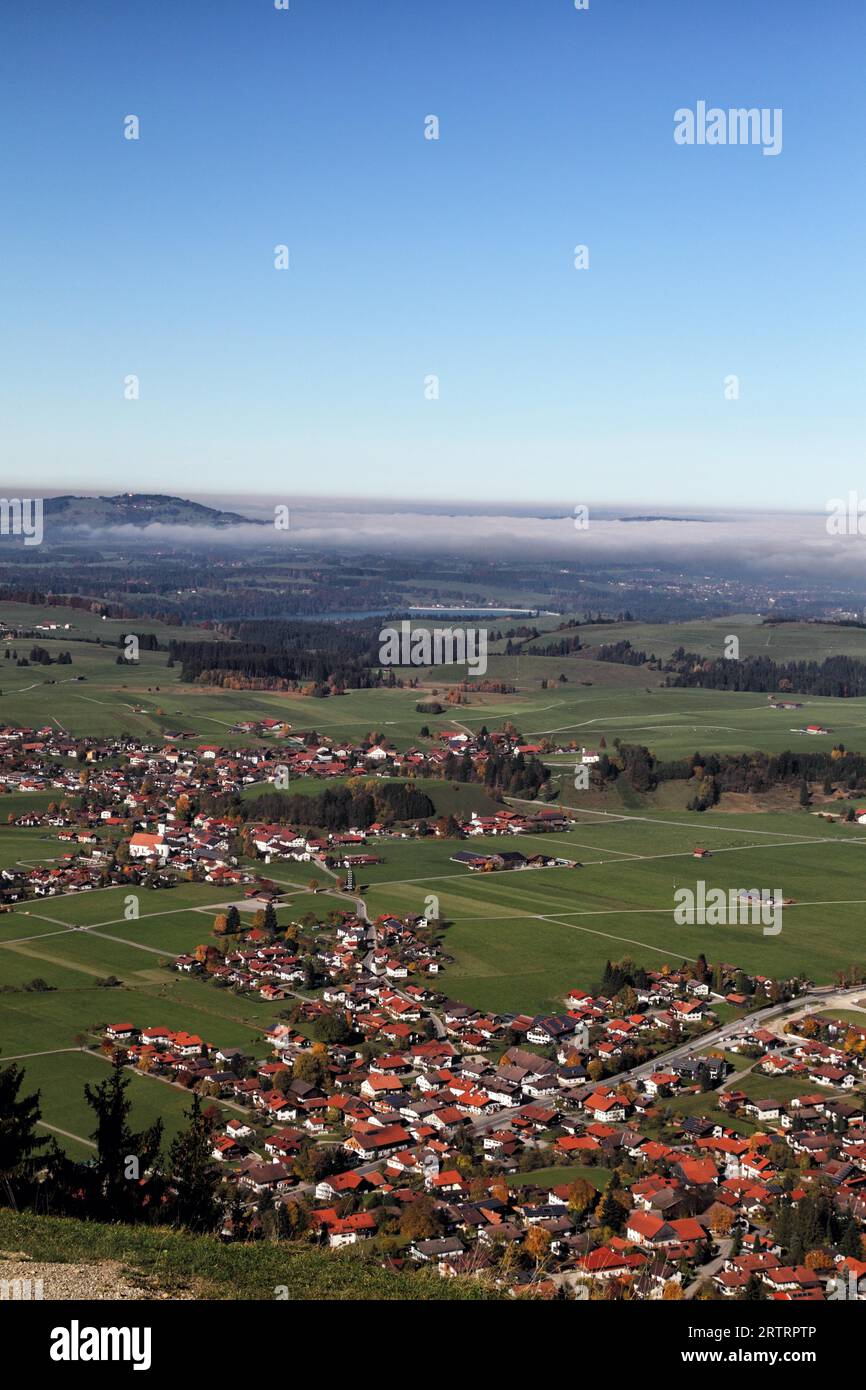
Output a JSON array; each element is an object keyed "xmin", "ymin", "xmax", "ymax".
[{"xmin": 0, "ymin": 1209, "xmax": 500, "ymax": 1301}]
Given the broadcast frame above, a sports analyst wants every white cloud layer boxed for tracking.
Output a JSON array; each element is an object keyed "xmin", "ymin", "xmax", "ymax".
[{"xmin": 50, "ymin": 499, "xmax": 866, "ymax": 578}]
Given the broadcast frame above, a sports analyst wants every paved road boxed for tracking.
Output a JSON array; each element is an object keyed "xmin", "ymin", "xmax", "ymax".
[{"xmin": 685, "ymin": 1238, "xmax": 734, "ymax": 1299}]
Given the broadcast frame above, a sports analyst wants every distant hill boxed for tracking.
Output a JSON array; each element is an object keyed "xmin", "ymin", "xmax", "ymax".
[{"xmin": 43, "ymin": 493, "xmax": 262, "ymax": 529}]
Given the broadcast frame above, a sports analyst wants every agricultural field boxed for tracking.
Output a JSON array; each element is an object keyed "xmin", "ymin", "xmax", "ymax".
[
  {"xmin": 5, "ymin": 599, "xmax": 866, "ymax": 757},
  {"xmin": 4, "ymin": 644, "xmax": 863, "ymax": 760},
  {"xmin": 515, "ymin": 614, "xmax": 866, "ymax": 664},
  {"xmin": 0, "ymin": 880, "xmax": 308, "ymax": 1150},
  {"xmin": 359, "ymin": 809, "xmax": 866, "ymax": 1014}
]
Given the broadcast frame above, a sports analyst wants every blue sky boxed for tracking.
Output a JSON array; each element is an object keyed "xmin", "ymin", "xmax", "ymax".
[{"xmin": 1, "ymin": 0, "xmax": 863, "ymax": 510}]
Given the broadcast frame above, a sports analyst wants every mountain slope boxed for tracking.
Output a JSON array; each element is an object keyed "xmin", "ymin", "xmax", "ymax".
[{"xmin": 43, "ymin": 494, "xmax": 261, "ymax": 529}]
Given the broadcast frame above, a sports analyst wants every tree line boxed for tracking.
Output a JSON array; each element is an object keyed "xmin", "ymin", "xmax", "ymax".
[
  {"xmin": 665, "ymin": 650, "xmax": 866, "ymax": 698},
  {"xmin": 595, "ymin": 740, "xmax": 866, "ymax": 799},
  {"xmin": 244, "ymin": 781, "xmax": 436, "ymax": 831}
]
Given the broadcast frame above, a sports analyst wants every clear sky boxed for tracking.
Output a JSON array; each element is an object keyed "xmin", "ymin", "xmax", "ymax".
[{"xmin": 1, "ymin": 0, "xmax": 863, "ymax": 510}]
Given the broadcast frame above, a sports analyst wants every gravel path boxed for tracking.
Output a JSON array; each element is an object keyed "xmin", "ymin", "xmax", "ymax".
[{"xmin": 0, "ymin": 1253, "xmax": 196, "ymax": 1300}]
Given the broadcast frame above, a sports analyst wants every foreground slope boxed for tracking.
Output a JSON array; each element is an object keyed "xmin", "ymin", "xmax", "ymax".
[{"xmin": 0, "ymin": 1211, "xmax": 499, "ymax": 1301}]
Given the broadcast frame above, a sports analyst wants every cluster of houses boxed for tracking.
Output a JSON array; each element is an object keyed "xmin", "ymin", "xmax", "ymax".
[
  {"xmin": 0, "ymin": 720, "xmax": 582, "ymax": 899},
  {"xmin": 100, "ymin": 957, "xmax": 866, "ymax": 1298},
  {"xmin": 463, "ymin": 808, "xmax": 571, "ymax": 837},
  {"xmin": 87, "ymin": 905, "xmax": 851, "ymax": 1297}
]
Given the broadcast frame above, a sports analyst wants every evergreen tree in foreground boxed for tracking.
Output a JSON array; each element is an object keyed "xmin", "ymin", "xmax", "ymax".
[
  {"xmin": 84, "ymin": 1056, "xmax": 163, "ymax": 1221},
  {"xmin": 0, "ymin": 1063, "xmax": 48, "ymax": 1208},
  {"xmin": 167, "ymin": 1094, "xmax": 221, "ymax": 1233}
]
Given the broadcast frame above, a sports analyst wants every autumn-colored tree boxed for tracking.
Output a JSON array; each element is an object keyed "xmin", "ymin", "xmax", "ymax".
[
  {"xmin": 804, "ymin": 1249, "xmax": 834, "ymax": 1272},
  {"xmin": 566, "ymin": 1179, "xmax": 597, "ymax": 1215},
  {"xmin": 595, "ymin": 1188, "xmax": 626, "ymax": 1233},
  {"xmin": 293, "ymin": 1052, "xmax": 326, "ymax": 1087},
  {"xmin": 212, "ymin": 913, "xmax": 229, "ymax": 936},
  {"xmin": 524, "ymin": 1226, "xmax": 551, "ymax": 1264},
  {"xmin": 662, "ymin": 1280, "xmax": 685, "ymax": 1300},
  {"xmin": 710, "ymin": 1206, "xmax": 734, "ymax": 1237},
  {"xmin": 490, "ymin": 1176, "xmax": 510, "ymax": 1204},
  {"xmin": 618, "ymin": 986, "xmax": 638, "ymax": 1014},
  {"xmin": 399, "ymin": 1195, "xmax": 442, "ymax": 1242}
]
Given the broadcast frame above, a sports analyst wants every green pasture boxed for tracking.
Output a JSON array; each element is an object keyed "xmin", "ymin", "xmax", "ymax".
[
  {"xmin": 359, "ymin": 811, "xmax": 866, "ymax": 1013},
  {"xmin": 13, "ymin": 1050, "xmax": 232, "ymax": 1156}
]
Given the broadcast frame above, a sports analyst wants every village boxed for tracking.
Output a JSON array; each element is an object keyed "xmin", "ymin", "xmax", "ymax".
[
  {"xmin": 95, "ymin": 918, "xmax": 866, "ymax": 1299},
  {"xmin": 3, "ymin": 713, "xmax": 866, "ymax": 1299},
  {"xmin": 0, "ymin": 720, "xmax": 575, "ymax": 901}
]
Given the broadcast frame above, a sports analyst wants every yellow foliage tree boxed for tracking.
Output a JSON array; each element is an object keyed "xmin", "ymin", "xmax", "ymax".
[
  {"xmin": 524, "ymin": 1226, "xmax": 551, "ymax": 1263},
  {"xmin": 804, "ymin": 1249, "xmax": 834, "ymax": 1271},
  {"xmin": 710, "ymin": 1206, "xmax": 734, "ymax": 1237}
]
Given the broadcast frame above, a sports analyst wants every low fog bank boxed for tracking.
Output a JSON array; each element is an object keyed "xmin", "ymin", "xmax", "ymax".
[{"xmin": 44, "ymin": 502, "xmax": 866, "ymax": 581}]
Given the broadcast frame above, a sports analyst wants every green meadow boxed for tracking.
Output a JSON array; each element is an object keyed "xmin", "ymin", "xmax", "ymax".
[
  {"xmin": 4, "ymin": 598, "xmax": 866, "ymax": 758},
  {"xmin": 522, "ymin": 614, "xmax": 866, "ymax": 664},
  {"xmin": 360, "ymin": 810, "xmax": 866, "ymax": 1013},
  {"xmin": 0, "ymin": 884, "xmax": 299, "ymax": 1147},
  {"xmin": 19, "ymin": 1050, "xmax": 226, "ymax": 1157},
  {"xmin": 506, "ymin": 1164, "xmax": 614, "ymax": 1192}
]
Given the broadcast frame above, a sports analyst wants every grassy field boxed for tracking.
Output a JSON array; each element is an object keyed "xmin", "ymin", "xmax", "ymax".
[
  {"xmin": 0, "ymin": 878, "xmax": 315, "ymax": 1147},
  {"xmin": 18, "ymin": 1050, "xmax": 232, "ymax": 1155},
  {"xmin": 506, "ymin": 1164, "xmax": 613, "ymax": 1191},
  {"xmin": 355, "ymin": 808, "xmax": 866, "ymax": 1012},
  {"xmin": 519, "ymin": 614, "xmax": 866, "ymax": 663},
  {"xmin": 5, "ymin": 600, "xmax": 866, "ymax": 758}
]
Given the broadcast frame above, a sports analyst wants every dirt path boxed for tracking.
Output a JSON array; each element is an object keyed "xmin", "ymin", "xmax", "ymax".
[{"xmin": 0, "ymin": 1255, "xmax": 196, "ymax": 1300}]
